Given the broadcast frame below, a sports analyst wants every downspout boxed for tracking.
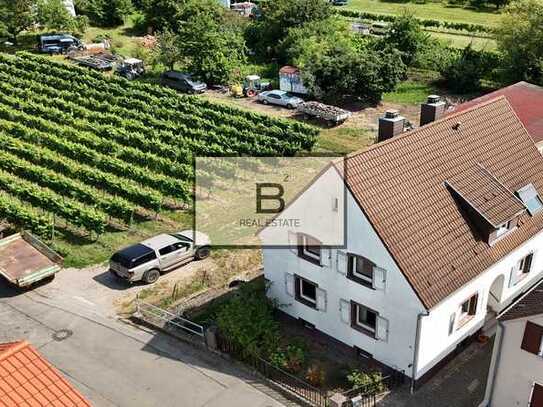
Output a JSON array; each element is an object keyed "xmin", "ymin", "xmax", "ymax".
[
  {"xmin": 482, "ymin": 320, "xmax": 505, "ymax": 407},
  {"xmin": 411, "ymin": 310, "xmax": 429, "ymax": 394}
]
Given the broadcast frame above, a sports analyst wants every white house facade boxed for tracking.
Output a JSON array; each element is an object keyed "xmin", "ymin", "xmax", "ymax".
[
  {"xmin": 482, "ymin": 280, "xmax": 543, "ymax": 407},
  {"xmin": 260, "ymin": 97, "xmax": 543, "ymax": 387}
]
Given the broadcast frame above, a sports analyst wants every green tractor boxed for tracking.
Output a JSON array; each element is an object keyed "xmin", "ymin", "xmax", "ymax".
[{"xmin": 243, "ymin": 75, "xmax": 271, "ymax": 97}]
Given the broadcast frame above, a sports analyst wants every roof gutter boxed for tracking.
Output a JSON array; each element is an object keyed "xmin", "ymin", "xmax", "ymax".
[
  {"xmin": 481, "ymin": 320, "xmax": 505, "ymax": 407},
  {"xmin": 411, "ymin": 310, "xmax": 429, "ymax": 394}
]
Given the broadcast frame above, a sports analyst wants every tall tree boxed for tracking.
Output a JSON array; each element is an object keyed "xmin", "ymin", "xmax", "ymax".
[
  {"xmin": 0, "ymin": 0, "xmax": 34, "ymax": 44},
  {"xmin": 496, "ymin": 0, "xmax": 543, "ymax": 85},
  {"xmin": 382, "ymin": 12, "xmax": 430, "ymax": 66},
  {"xmin": 36, "ymin": 0, "xmax": 83, "ymax": 32},
  {"xmin": 249, "ymin": 0, "xmax": 332, "ymax": 59},
  {"xmin": 153, "ymin": 29, "xmax": 183, "ymax": 70},
  {"xmin": 75, "ymin": 0, "xmax": 132, "ymax": 27}
]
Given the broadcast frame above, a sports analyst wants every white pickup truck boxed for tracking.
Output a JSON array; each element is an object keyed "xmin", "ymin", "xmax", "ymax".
[{"xmin": 109, "ymin": 230, "xmax": 210, "ymax": 284}]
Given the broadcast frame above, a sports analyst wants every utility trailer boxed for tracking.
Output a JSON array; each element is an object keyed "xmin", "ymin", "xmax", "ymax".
[
  {"xmin": 0, "ymin": 232, "xmax": 63, "ymax": 288},
  {"xmin": 297, "ymin": 101, "xmax": 352, "ymax": 125},
  {"xmin": 67, "ymin": 51, "xmax": 119, "ymax": 71}
]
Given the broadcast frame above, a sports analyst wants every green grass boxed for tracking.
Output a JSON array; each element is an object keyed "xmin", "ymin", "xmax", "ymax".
[
  {"xmin": 52, "ymin": 211, "xmax": 192, "ymax": 268},
  {"xmin": 428, "ymin": 30, "xmax": 496, "ymax": 50},
  {"xmin": 345, "ymin": 0, "xmax": 502, "ymax": 26},
  {"xmin": 317, "ymin": 127, "xmax": 374, "ymax": 154},
  {"xmin": 383, "ymin": 78, "xmax": 441, "ymax": 104},
  {"xmin": 83, "ymin": 14, "xmax": 144, "ymax": 58}
]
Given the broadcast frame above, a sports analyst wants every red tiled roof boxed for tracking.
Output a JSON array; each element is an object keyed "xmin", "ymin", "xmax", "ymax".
[
  {"xmin": 500, "ymin": 278, "xmax": 543, "ymax": 321},
  {"xmin": 279, "ymin": 65, "xmax": 300, "ymax": 75},
  {"xmin": 448, "ymin": 82, "xmax": 543, "ymax": 144},
  {"xmin": 344, "ymin": 97, "xmax": 543, "ymax": 308},
  {"xmin": 0, "ymin": 340, "xmax": 91, "ymax": 407}
]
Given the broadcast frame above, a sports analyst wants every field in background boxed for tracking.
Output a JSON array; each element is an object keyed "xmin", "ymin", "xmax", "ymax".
[{"xmin": 344, "ymin": 0, "xmax": 501, "ymax": 26}]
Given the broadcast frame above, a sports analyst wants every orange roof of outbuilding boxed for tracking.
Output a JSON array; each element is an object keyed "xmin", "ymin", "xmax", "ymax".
[{"xmin": 0, "ymin": 340, "xmax": 91, "ymax": 407}]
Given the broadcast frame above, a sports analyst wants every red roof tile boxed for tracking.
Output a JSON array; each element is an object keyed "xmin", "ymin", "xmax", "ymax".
[
  {"xmin": 0, "ymin": 341, "xmax": 91, "ymax": 407},
  {"xmin": 344, "ymin": 97, "xmax": 543, "ymax": 308},
  {"xmin": 448, "ymin": 82, "xmax": 543, "ymax": 144},
  {"xmin": 500, "ymin": 278, "xmax": 543, "ymax": 321}
]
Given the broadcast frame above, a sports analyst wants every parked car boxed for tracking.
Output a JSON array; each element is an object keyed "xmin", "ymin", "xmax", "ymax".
[
  {"xmin": 38, "ymin": 34, "xmax": 83, "ymax": 54},
  {"xmin": 109, "ymin": 230, "xmax": 211, "ymax": 284},
  {"xmin": 330, "ymin": 0, "xmax": 348, "ymax": 5},
  {"xmin": 160, "ymin": 71, "xmax": 207, "ymax": 93},
  {"xmin": 257, "ymin": 90, "xmax": 304, "ymax": 109}
]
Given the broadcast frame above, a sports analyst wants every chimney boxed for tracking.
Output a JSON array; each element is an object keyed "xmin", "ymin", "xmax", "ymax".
[
  {"xmin": 420, "ymin": 95, "xmax": 445, "ymax": 126},
  {"xmin": 378, "ymin": 110, "xmax": 405, "ymax": 142}
]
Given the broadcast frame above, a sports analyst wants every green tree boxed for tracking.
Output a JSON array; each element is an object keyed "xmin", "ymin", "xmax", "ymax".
[
  {"xmin": 496, "ymin": 0, "xmax": 543, "ymax": 85},
  {"xmin": 153, "ymin": 29, "xmax": 183, "ymax": 70},
  {"xmin": 249, "ymin": 0, "xmax": 332, "ymax": 59},
  {"xmin": 176, "ymin": 0, "xmax": 246, "ymax": 84},
  {"xmin": 139, "ymin": 0, "xmax": 181, "ymax": 31},
  {"xmin": 382, "ymin": 12, "xmax": 430, "ymax": 66},
  {"xmin": 0, "ymin": 0, "xmax": 34, "ymax": 44},
  {"xmin": 36, "ymin": 0, "xmax": 88, "ymax": 33},
  {"xmin": 439, "ymin": 45, "xmax": 494, "ymax": 92},
  {"xmin": 75, "ymin": 0, "xmax": 132, "ymax": 27},
  {"xmin": 282, "ymin": 17, "xmax": 406, "ymax": 103}
]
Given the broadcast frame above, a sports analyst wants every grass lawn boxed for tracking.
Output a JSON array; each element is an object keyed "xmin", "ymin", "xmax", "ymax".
[
  {"xmin": 344, "ymin": 0, "xmax": 502, "ymax": 26},
  {"xmin": 429, "ymin": 31, "xmax": 497, "ymax": 50}
]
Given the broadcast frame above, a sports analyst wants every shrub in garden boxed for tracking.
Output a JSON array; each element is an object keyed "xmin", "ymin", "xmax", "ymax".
[
  {"xmin": 305, "ymin": 364, "xmax": 326, "ymax": 388},
  {"xmin": 215, "ymin": 280, "xmax": 281, "ymax": 357},
  {"xmin": 270, "ymin": 343, "xmax": 307, "ymax": 373},
  {"xmin": 347, "ymin": 369, "xmax": 386, "ymax": 393}
]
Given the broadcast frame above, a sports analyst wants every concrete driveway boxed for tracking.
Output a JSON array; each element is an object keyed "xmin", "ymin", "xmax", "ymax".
[{"xmin": 0, "ymin": 272, "xmax": 285, "ymax": 407}]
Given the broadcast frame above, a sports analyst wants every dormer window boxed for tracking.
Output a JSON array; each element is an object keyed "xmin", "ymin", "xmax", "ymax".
[
  {"xmin": 496, "ymin": 220, "xmax": 512, "ymax": 238},
  {"xmin": 517, "ymin": 184, "xmax": 543, "ymax": 215}
]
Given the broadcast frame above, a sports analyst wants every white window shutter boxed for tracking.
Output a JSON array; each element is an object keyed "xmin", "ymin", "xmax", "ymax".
[
  {"xmin": 316, "ymin": 288, "xmax": 327, "ymax": 311},
  {"xmin": 336, "ymin": 250, "xmax": 347, "ymax": 275},
  {"xmin": 376, "ymin": 316, "xmax": 389, "ymax": 342},
  {"xmin": 320, "ymin": 248, "xmax": 331, "ymax": 267},
  {"xmin": 448, "ymin": 312, "xmax": 456, "ymax": 335},
  {"xmin": 372, "ymin": 266, "xmax": 387, "ymax": 291},
  {"xmin": 287, "ymin": 231, "xmax": 298, "ymax": 254},
  {"xmin": 508, "ymin": 267, "xmax": 518, "ymax": 288},
  {"xmin": 284, "ymin": 273, "xmax": 295, "ymax": 297},
  {"xmin": 339, "ymin": 299, "xmax": 350, "ymax": 324}
]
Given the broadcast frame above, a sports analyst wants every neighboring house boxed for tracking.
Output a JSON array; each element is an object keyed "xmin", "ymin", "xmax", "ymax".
[
  {"xmin": 448, "ymin": 82, "xmax": 543, "ymax": 153},
  {"xmin": 0, "ymin": 340, "xmax": 91, "ymax": 406},
  {"xmin": 483, "ymin": 279, "xmax": 543, "ymax": 407},
  {"xmin": 64, "ymin": 0, "xmax": 76, "ymax": 16},
  {"xmin": 260, "ymin": 97, "xmax": 543, "ymax": 389}
]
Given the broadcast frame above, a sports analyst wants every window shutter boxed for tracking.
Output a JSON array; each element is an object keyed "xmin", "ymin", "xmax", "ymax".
[
  {"xmin": 448, "ymin": 312, "xmax": 456, "ymax": 335},
  {"xmin": 287, "ymin": 231, "xmax": 298, "ymax": 254},
  {"xmin": 284, "ymin": 273, "xmax": 295, "ymax": 297},
  {"xmin": 523, "ymin": 253, "xmax": 534, "ymax": 274},
  {"xmin": 316, "ymin": 288, "xmax": 327, "ymax": 312},
  {"xmin": 336, "ymin": 251, "xmax": 347, "ymax": 275},
  {"xmin": 509, "ymin": 267, "xmax": 519, "ymax": 288},
  {"xmin": 376, "ymin": 316, "xmax": 389, "ymax": 342},
  {"xmin": 521, "ymin": 321, "xmax": 543, "ymax": 355},
  {"xmin": 320, "ymin": 248, "xmax": 331, "ymax": 267},
  {"xmin": 372, "ymin": 266, "xmax": 387, "ymax": 291},
  {"xmin": 468, "ymin": 293, "xmax": 479, "ymax": 315},
  {"xmin": 339, "ymin": 299, "xmax": 350, "ymax": 324},
  {"xmin": 531, "ymin": 383, "xmax": 543, "ymax": 407}
]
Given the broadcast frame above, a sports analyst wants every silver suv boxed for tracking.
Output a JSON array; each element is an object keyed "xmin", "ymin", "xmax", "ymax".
[{"xmin": 109, "ymin": 230, "xmax": 210, "ymax": 284}]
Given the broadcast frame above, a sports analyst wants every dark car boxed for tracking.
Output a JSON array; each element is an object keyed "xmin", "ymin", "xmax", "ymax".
[
  {"xmin": 160, "ymin": 71, "xmax": 207, "ymax": 93},
  {"xmin": 38, "ymin": 34, "xmax": 83, "ymax": 54}
]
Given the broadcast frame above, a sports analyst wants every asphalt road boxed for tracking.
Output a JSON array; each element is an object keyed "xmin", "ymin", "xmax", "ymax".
[{"xmin": 0, "ymin": 279, "xmax": 284, "ymax": 407}]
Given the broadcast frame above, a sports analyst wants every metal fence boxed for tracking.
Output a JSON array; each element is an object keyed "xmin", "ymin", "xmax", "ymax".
[
  {"xmin": 135, "ymin": 296, "xmax": 205, "ymax": 340},
  {"xmin": 342, "ymin": 369, "xmax": 406, "ymax": 407},
  {"xmin": 217, "ymin": 335, "xmax": 329, "ymax": 407}
]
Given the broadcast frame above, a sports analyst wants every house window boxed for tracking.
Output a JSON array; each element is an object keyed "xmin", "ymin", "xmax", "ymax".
[
  {"xmin": 295, "ymin": 276, "xmax": 318, "ymax": 308},
  {"xmin": 351, "ymin": 301, "xmax": 378, "ymax": 337},
  {"xmin": 496, "ymin": 220, "xmax": 512, "ymax": 238},
  {"xmin": 517, "ymin": 184, "xmax": 543, "ymax": 216},
  {"xmin": 297, "ymin": 234, "xmax": 321, "ymax": 265},
  {"xmin": 347, "ymin": 254, "xmax": 374, "ymax": 288},
  {"xmin": 511, "ymin": 253, "xmax": 534, "ymax": 286},
  {"xmin": 458, "ymin": 293, "xmax": 478, "ymax": 327}
]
